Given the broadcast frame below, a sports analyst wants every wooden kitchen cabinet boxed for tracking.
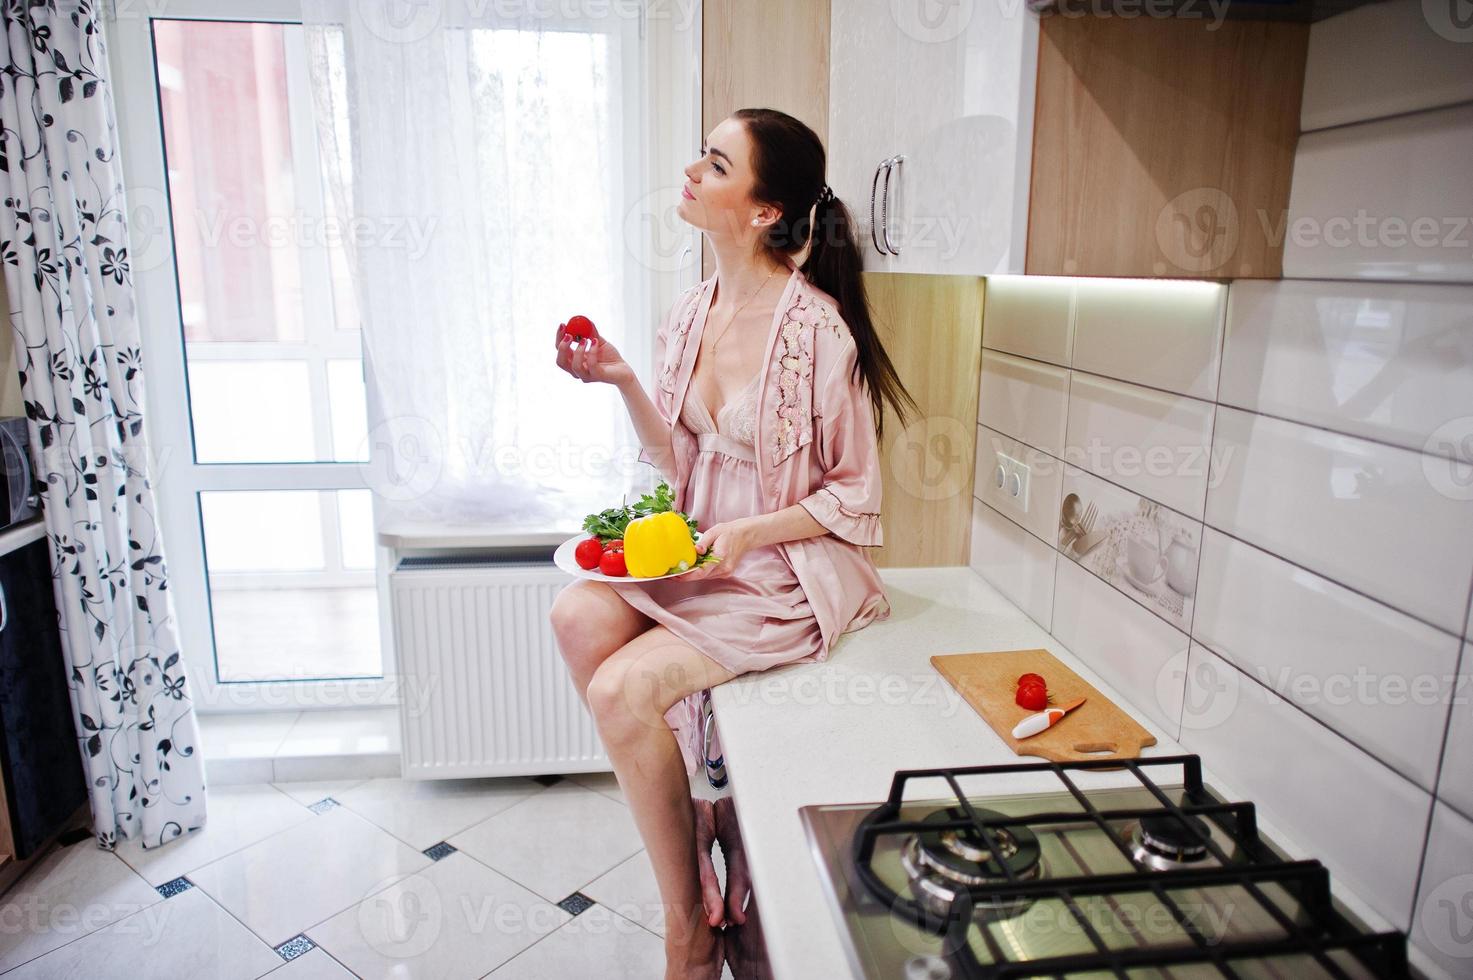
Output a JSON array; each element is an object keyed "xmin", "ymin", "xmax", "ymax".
[
  {"xmin": 1026, "ymin": 16, "xmax": 1306, "ymax": 278},
  {"xmin": 828, "ymin": 6, "xmax": 1308, "ymax": 279}
]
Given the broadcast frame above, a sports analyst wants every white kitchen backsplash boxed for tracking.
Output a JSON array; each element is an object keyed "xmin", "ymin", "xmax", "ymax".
[
  {"xmin": 976, "ymin": 274, "xmax": 1073, "ymax": 366},
  {"xmin": 967, "ymin": 497, "xmax": 1056, "ymax": 631},
  {"xmin": 1048, "ymin": 559, "xmax": 1187, "ymax": 737},
  {"xmin": 1068, "ymin": 277, "xmax": 1226, "ymax": 399},
  {"xmin": 1221, "ymin": 280, "xmax": 1473, "ymax": 462},
  {"xmin": 1063, "ymin": 371, "xmax": 1216, "ymax": 520},
  {"xmin": 972, "ymin": 17, "xmax": 1473, "ymax": 964},
  {"xmin": 1438, "ymin": 640, "xmax": 1473, "ymax": 819},
  {"xmin": 1057, "ymin": 463, "xmax": 1200, "ymax": 634},
  {"xmin": 1207, "ymin": 405, "xmax": 1473, "ymax": 635},
  {"xmin": 1178, "ymin": 644, "xmax": 1432, "ymax": 934},
  {"xmin": 975, "ymin": 424, "xmax": 1062, "ymax": 544},
  {"xmin": 1413, "ymin": 801, "xmax": 1473, "ymax": 979},
  {"xmin": 976, "ymin": 349, "xmax": 1068, "ymax": 457},
  {"xmin": 1192, "ymin": 526, "xmax": 1459, "ymax": 791}
]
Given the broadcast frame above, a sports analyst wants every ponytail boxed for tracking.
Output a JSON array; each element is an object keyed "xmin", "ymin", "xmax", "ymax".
[
  {"xmin": 800, "ymin": 192, "xmax": 919, "ymax": 444},
  {"xmin": 731, "ymin": 107, "xmax": 920, "ymax": 444}
]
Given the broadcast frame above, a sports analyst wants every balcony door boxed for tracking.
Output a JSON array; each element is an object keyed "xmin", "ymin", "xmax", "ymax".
[{"xmin": 108, "ymin": 1, "xmax": 394, "ymax": 713}]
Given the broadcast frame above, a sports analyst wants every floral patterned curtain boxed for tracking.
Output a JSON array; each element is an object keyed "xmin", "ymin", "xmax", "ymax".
[{"xmin": 0, "ymin": 0, "xmax": 206, "ymax": 850}]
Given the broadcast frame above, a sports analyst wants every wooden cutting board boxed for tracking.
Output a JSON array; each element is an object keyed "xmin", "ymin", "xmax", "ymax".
[{"xmin": 931, "ymin": 649, "xmax": 1157, "ymax": 762}]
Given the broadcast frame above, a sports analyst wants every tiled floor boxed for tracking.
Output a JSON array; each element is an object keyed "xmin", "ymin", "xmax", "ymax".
[{"xmin": 0, "ymin": 773, "xmax": 737, "ymax": 979}]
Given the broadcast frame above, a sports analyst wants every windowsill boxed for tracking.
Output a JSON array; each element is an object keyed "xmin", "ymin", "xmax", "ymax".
[
  {"xmin": 197, "ymin": 706, "xmax": 401, "ymax": 785},
  {"xmin": 376, "ymin": 522, "xmax": 582, "ymax": 550}
]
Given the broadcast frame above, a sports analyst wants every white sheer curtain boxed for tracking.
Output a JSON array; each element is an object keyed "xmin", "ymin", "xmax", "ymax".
[{"xmin": 300, "ymin": 0, "xmax": 698, "ymax": 531}]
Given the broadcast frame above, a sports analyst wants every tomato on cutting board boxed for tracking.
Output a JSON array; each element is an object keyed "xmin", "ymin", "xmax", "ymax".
[{"xmin": 1015, "ymin": 684, "xmax": 1049, "ymax": 711}]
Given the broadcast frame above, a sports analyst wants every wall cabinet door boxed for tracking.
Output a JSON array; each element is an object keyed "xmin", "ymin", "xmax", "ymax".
[
  {"xmin": 827, "ymin": 0, "xmax": 897, "ymax": 273},
  {"xmin": 831, "ymin": 0, "xmax": 1039, "ymax": 277}
]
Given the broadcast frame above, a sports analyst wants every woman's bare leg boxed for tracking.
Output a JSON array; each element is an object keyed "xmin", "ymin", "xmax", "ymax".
[
  {"xmin": 692, "ymin": 797, "xmax": 728, "ymax": 928},
  {"xmin": 714, "ymin": 794, "xmax": 773, "ymax": 979},
  {"xmin": 548, "ymin": 579, "xmax": 654, "ymax": 706},
  {"xmin": 714, "ymin": 795, "xmax": 751, "ymax": 925},
  {"xmin": 585, "ymin": 625, "xmax": 739, "ymax": 980}
]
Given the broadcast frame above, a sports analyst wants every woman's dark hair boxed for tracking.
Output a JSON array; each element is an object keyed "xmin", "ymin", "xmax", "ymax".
[{"xmin": 731, "ymin": 107, "xmax": 920, "ymax": 443}]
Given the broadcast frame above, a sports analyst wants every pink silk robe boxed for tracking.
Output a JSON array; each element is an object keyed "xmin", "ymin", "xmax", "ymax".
[{"xmin": 631, "ymin": 258, "xmax": 894, "ymax": 774}]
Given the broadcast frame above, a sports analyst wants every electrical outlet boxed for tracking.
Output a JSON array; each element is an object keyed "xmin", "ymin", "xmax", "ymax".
[{"xmin": 993, "ymin": 451, "xmax": 1032, "ymax": 514}]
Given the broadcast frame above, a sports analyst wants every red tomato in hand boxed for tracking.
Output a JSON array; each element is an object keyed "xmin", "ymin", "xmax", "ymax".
[
  {"xmin": 564, "ymin": 315, "xmax": 597, "ymax": 344},
  {"xmin": 599, "ymin": 549, "xmax": 627, "ymax": 577},
  {"xmin": 574, "ymin": 536, "xmax": 603, "ymax": 570},
  {"xmin": 1015, "ymin": 683, "xmax": 1049, "ymax": 711}
]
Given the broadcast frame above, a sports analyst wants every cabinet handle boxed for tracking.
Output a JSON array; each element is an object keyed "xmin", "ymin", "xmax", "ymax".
[
  {"xmin": 866, "ymin": 158, "xmax": 889, "ymax": 256},
  {"xmin": 0, "ymin": 582, "xmax": 7, "ymax": 634},
  {"xmin": 881, "ymin": 154, "xmax": 904, "ymax": 256}
]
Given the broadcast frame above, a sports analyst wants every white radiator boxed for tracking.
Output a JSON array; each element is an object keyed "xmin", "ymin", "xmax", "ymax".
[{"xmin": 389, "ymin": 550, "xmax": 610, "ymax": 778}]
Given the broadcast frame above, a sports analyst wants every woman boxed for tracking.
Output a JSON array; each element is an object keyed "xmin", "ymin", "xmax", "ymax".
[{"xmin": 550, "ymin": 107, "xmax": 919, "ymax": 979}]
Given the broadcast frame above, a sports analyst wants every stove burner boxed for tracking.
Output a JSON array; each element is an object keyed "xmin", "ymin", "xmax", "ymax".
[
  {"xmin": 899, "ymin": 806, "xmax": 1042, "ymax": 918},
  {"xmin": 1130, "ymin": 812, "xmax": 1214, "ymax": 870}
]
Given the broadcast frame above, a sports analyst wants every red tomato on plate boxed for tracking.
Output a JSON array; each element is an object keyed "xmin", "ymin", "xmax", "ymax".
[{"xmin": 574, "ymin": 536, "xmax": 603, "ymax": 570}]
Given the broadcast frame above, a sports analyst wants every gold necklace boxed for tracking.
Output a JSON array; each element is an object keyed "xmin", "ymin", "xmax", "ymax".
[{"xmin": 707, "ymin": 265, "xmax": 780, "ymax": 356}]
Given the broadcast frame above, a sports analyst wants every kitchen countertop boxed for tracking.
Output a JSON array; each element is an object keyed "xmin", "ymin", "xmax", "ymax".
[
  {"xmin": 710, "ymin": 564, "xmax": 1406, "ymax": 980},
  {"xmin": 707, "ymin": 565, "xmax": 1191, "ymax": 980}
]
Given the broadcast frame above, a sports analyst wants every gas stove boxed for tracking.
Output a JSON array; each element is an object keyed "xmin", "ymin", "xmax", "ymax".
[{"xmin": 798, "ymin": 755, "xmax": 1410, "ymax": 979}]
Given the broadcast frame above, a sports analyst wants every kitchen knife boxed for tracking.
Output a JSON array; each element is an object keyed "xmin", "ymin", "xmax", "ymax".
[{"xmin": 1011, "ymin": 697, "xmax": 1086, "ymax": 740}]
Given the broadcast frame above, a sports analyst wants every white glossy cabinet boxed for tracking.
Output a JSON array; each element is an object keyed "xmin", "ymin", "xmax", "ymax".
[
  {"xmin": 829, "ymin": 0, "xmax": 1039, "ymax": 276},
  {"xmin": 827, "ymin": 0, "xmax": 899, "ymax": 273}
]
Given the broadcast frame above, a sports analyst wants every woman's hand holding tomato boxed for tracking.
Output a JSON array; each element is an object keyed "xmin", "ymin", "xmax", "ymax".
[
  {"xmin": 554, "ymin": 315, "xmax": 635, "ymax": 388},
  {"xmin": 682, "ymin": 519, "xmax": 758, "ymax": 580}
]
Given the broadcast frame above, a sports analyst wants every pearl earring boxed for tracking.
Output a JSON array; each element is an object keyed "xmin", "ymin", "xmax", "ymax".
[{"xmin": 751, "ymin": 218, "xmax": 759, "ymax": 226}]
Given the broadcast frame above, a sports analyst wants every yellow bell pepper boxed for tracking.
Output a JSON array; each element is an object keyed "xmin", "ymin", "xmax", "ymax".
[{"xmin": 623, "ymin": 511, "xmax": 698, "ymax": 578}]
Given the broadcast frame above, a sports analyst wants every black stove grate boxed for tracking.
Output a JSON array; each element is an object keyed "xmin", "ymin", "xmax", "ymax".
[{"xmin": 850, "ymin": 754, "xmax": 1409, "ymax": 979}]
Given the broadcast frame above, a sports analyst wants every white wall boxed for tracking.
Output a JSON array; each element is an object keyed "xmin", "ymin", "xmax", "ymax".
[{"xmin": 970, "ymin": 3, "xmax": 1473, "ymax": 973}]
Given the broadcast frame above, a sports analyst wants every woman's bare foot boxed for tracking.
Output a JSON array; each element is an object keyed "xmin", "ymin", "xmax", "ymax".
[
  {"xmin": 664, "ymin": 920, "xmax": 724, "ymax": 980},
  {"xmin": 692, "ymin": 797, "xmax": 727, "ymax": 927},
  {"xmin": 713, "ymin": 795, "xmax": 751, "ymax": 926}
]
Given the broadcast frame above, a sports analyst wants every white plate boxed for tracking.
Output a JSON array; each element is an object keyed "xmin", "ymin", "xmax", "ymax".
[{"xmin": 553, "ymin": 532, "xmax": 710, "ymax": 583}]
